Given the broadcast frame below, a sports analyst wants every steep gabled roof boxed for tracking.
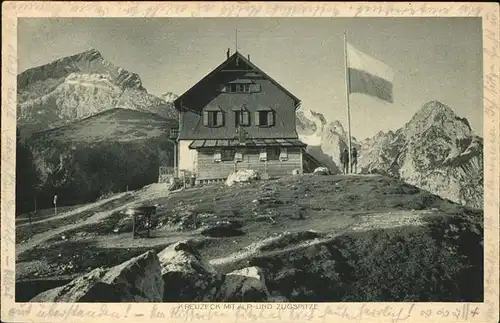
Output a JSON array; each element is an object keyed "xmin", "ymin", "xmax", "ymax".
[{"xmin": 174, "ymin": 51, "xmax": 301, "ymax": 110}]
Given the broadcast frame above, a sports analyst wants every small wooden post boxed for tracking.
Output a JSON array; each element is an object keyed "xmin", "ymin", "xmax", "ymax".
[
  {"xmin": 132, "ymin": 213, "xmax": 136, "ymax": 239},
  {"xmin": 53, "ymin": 195, "xmax": 58, "ymax": 216},
  {"xmin": 173, "ymin": 141, "xmax": 177, "ymax": 178},
  {"xmin": 29, "ymin": 196, "xmax": 36, "ymax": 226},
  {"xmin": 146, "ymin": 212, "xmax": 151, "ymax": 238}
]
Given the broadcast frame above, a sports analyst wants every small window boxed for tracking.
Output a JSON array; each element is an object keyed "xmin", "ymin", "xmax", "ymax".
[
  {"xmin": 267, "ymin": 147, "xmax": 280, "ymax": 161},
  {"xmin": 225, "ymin": 83, "xmax": 251, "ymax": 93},
  {"xmin": 249, "ymin": 84, "xmax": 261, "ymax": 92},
  {"xmin": 255, "ymin": 110, "xmax": 275, "ymax": 127},
  {"xmin": 235, "ymin": 110, "xmax": 250, "ymax": 127},
  {"xmin": 235, "ymin": 151, "xmax": 243, "ymax": 162},
  {"xmin": 213, "ymin": 151, "xmax": 222, "ymax": 163},
  {"xmin": 204, "ymin": 110, "xmax": 224, "ymax": 127},
  {"xmin": 259, "ymin": 149, "xmax": 267, "ymax": 162},
  {"xmin": 279, "ymin": 148, "xmax": 288, "ymax": 161},
  {"xmin": 221, "ymin": 149, "xmax": 235, "ymax": 162}
]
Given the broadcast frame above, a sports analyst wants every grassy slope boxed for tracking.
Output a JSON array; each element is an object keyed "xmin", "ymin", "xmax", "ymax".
[
  {"xmin": 16, "ymin": 193, "xmax": 136, "ymax": 244},
  {"xmin": 18, "ymin": 109, "xmax": 178, "ymax": 213},
  {"xmin": 16, "ymin": 174, "xmax": 483, "ymax": 302}
]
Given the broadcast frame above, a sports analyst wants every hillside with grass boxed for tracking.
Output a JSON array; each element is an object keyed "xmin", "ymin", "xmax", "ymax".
[
  {"xmin": 16, "ymin": 174, "xmax": 483, "ymax": 302},
  {"xmin": 17, "ymin": 108, "xmax": 178, "ymax": 214}
]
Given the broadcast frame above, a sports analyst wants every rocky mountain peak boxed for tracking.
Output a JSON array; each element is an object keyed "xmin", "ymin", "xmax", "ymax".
[
  {"xmin": 357, "ymin": 101, "xmax": 482, "ymax": 209},
  {"xmin": 76, "ymin": 47, "xmax": 104, "ymax": 61},
  {"xmin": 18, "ymin": 48, "xmax": 144, "ymax": 91},
  {"xmin": 309, "ymin": 110, "xmax": 327, "ymax": 125},
  {"xmin": 404, "ymin": 100, "xmax": 473, "ymax": 141},
  {"xmin": 325, "ymin": 120, "xmax": 346, "ymax": 137},
  {"xmin": 161, "ymin": 92, "xmax": 179, "ymax": 103},
  {"xmin": 409, "ymin": 100, "xmax": 455, "ymax": 124},
  {"xmin": 17, "ymin": 49, "xmax": 178, "ymax": 136}
]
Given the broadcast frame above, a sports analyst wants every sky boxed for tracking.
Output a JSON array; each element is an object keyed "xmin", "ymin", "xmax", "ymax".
[{"xmin": 18, "ymin": 18, "xmax": 483, "ymax": 140}]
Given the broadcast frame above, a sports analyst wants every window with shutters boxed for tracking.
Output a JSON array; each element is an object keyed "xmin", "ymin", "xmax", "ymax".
[
  {"xmin": 235, "ymin": 151, "xmax": 243, "ymax": 162},
  {"xmin": 235, "ymin": 110, "xmax": 250, "ymax": 127},
  {"xmin": 221, "ymin": 149, "xmax": 235, "ymax": 162},
  {"xmin": 203, "ymin": 110, "xmax": 224, "ymax": 127},
  {"xmin": 259, "ymin": 149, "xmax": 267, "ymax": 161},
  {"xmin": 213, "ymin": 151, "xmax": 222, "ymax": 163},
  {"xmin": 255, "ymin": 110, "xmax": 275, "ymax": 127},
  {"xmin": 279, "ymin": 148, "xmax": 288, "ymax": 161},
  {"xmin": 267, "ymin": 147, "xmax": 280, "ymax": 161}
]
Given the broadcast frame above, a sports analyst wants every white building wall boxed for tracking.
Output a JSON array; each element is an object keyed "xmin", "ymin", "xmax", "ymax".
[{"xmin": 178, "ymin": 140, "xmax": 197, "ymax": 177}]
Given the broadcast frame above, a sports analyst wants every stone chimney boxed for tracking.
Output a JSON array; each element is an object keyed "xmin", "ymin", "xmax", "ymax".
[
  {"xmin": 226, "ymin": 48, "xmax": 230, "ymax": 59},
  {"xmin": 247, "ymin": 54, "xmax": 250, "ymax": 61}
]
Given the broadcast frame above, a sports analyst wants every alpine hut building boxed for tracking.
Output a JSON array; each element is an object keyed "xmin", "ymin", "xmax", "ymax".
[{"xmin": 173, "ymin": 49, "xmax": 307, "ymax": 184}]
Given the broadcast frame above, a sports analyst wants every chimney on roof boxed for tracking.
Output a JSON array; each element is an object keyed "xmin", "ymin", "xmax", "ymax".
[
  {"xmin": 247, "ymin": 54, "xmax": 250, "ymax": 61},
  {"xmin": 226, "ymin": 48, "xmax": 230, "ymax": 59}
]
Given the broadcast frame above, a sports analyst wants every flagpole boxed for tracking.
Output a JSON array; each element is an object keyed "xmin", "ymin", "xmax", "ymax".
[{"xmin": 343, "ymin": 30, "xmax": 353, "ymax": 174}]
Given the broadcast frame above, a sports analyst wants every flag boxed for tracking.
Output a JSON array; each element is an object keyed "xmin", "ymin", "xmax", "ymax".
[{"xmin": 347, "ymin": 43, "xmax": 394, "ymax": 103}]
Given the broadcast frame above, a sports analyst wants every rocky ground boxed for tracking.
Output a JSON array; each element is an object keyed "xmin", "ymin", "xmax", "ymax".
[{"xmin": 16, "ymin": 174, "xmax": 483, "ymax": 302}]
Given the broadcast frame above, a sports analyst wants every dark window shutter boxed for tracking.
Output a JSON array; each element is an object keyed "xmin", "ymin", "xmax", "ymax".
[
  {"xmin": 267, "ymin": 111, "xmax": 275, "ymax": 126},
  {"xmin": 235, "ymin": 111, "xmax": 240, "ymax": 127},
  {"xmin": 203, "ymin": 111, "xmax": 209, "ymax": 126},
  {"xmin": 255, "ymin": 111, "xmax": 260, "ymax": 126},
  {"xmin": 216, "ymin": 111, "xmax": 224, "ymax": 127}
]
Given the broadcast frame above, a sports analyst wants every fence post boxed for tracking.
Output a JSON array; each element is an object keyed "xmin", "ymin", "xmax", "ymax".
[
  {"xmin": 53, "ymin": 195, "xmax": 58, "ymax": 216},
  {"xmin": 132, "ymin": 213, "xmax": 136, "ymax": 239}
]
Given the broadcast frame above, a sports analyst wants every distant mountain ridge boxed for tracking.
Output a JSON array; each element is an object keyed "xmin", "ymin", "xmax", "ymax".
[
  {"xmin": 17, "ymin": 48, "xmax": 177, "ymax": 137},
  {"xmin": 296, "ymin": 101, "xmax": 483, "ymax": 209}
]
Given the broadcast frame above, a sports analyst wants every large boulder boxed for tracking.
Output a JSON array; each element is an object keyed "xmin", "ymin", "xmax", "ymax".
[
  {"xmin": 30, "ymin": 268, "xmax": 111, "ymax": 302},
  {"xmin": 225, "ymin": 169, "xmax": 260, "ymax": 187},
  {"xmin": 101, "ymin": 250, "xmax": 164, "ymax": 301},
  {"xmin": 30, "ymin": 251, "xmax": 163, "ymax": 302},
  {"xmin": 313, "ymin": 167, "xmax": 330, "ymax": 175},
  {"xmin": 158, "ymin": 241, "xmax": 220, "ymax": 301},
  {"xmin": 215, "ymin": 266, "xmax": 270, "ymax": 301}
]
